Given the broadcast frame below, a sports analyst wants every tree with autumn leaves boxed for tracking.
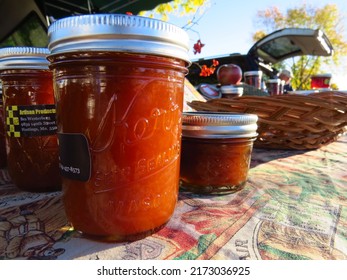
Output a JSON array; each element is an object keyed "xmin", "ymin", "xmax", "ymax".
[{"xmin": 253, "ymin": 4, "xmax": 347, "ymax": 90}]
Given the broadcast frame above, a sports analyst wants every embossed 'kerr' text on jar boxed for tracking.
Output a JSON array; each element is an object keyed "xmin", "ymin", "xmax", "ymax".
[
  {"xmin": 0, "ymin": 47, "xmax": 61, "ymax": 192},
  {"xmin": 47, "ymin": 14, "xmax": 190, "ymax": 241}
]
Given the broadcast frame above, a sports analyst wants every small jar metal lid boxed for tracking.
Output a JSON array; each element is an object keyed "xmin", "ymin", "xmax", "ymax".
[
  {"xmin": 47, "ymin": 14, "xmax": 190, "ymax": 64},
  {"xmin": 220, "ymin": 85, "xmax": 243, "ymax": 95},
  {"xmin": 0, "ymin": 47, "xmax": 50, "ymax": 70},
  {"xmin": 267, "ymin": 78, "xmax": 280, "ymax": 83},
  {"xmin": 311, "ymin": 73, "xmax": 332, "ymax": 77},
  {"xmin": 244, "ymin": 70, "xmax": 262, "ymax": 76},
  {"xmin": 182, "ymin": 112, "xmax": 258, "ymax": 138}
]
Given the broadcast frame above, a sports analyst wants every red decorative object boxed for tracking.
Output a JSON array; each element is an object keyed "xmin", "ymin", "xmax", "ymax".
[{"xmin": 193, "ymin": 39, "xmax": 205, "ymax": 55}]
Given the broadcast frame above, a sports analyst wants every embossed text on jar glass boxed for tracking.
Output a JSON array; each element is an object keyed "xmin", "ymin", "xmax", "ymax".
[
  {"xmin": 47, "ymin": 14, "xmax": 190, "ymax": 241},
  {"xmin": 0, "ymin": 47, "xmax": 61, "ymax": 191},
  {"xmin": 180, "ymin": 112, "xmax": 258, "ymax": 194}
]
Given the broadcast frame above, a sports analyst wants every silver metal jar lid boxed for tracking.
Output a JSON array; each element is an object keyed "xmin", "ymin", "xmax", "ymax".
[
  {"xmin": 182, "ymin": 112, "xmax": 258, "ymax": 139},
  {"xmin": 47, "ymin": 14, "xmax": 190, "ymax": 64},
  {"xmin": 244, "ymin": 70, "xmax": 262, "ymax": 76},
  {"xmin": 311, "ymin": 73, "xmax": 332, "ymax": 77},
  {"xmin": 267, "ymin": 78, "xmax": 280, "ymax": 83},
  {"xmin": 0, "ymin": 47, "xmax": 50, "ymax": 70},
  {"xmin": 220, "ymin": 85, "xmax": 243, "ymax": 95}
]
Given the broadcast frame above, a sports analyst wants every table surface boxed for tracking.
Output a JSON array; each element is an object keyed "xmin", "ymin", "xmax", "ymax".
[{"xmin": 1, "ymin": 135, "xmax": 346, "ymax": 260}]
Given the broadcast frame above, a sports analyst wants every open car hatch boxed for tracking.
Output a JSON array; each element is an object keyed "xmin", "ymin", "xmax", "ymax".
[
  {"xmin": 187, "ymin": 28, "xmax": 334, "ymax": 83},
  {"xmin": 248, "ymin": 28, "xmax": 334, "ymax": 64}
]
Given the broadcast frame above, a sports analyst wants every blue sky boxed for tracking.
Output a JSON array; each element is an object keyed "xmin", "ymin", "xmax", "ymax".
[{"xmin": 144, "ymin": 0, "xmax": 347, "ymax": 89}]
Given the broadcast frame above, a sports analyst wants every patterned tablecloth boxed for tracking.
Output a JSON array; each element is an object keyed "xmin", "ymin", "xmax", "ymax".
[{"xmin": 1, "ymin": 135, "xmax": 346, "ymax": 260}]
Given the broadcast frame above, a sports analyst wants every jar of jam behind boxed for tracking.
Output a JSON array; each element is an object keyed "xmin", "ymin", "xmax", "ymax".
[
  {"xmin": 47, "ymin": 14, "xmax": 190, "ymax": 241},
  {"xmin": 0, "ymin": 85, "xmax": 6, "ymax": 168},
  {"xmin": 0, "ymin": 47, "xmax": 61, "ymax": 192},
  {"xmin": 180, "ymin": 112, "xmax": 258, "ymax": 194}
]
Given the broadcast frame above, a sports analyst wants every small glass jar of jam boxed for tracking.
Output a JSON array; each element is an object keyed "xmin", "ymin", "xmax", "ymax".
[
  {"xmin": 244, "ymin": 70, "xmax": 263, "ymax": 90},
  {"xmin": 310, "ymin": 73, "xmax": 332, "ymax": 89},
  {"xmin": 220, "ymin": 85, "xmax": 243, "ymax": 98},
  {"xmin": 0, "ymin": 85, "xmax": 6, "ymax": 168},
  {"xmin": 266, "ymin": 78, "xmax": 281, "ymax": 95},
  {"xmin": 47, "ymin": 14, "xmax": 190, "ymax": 241},
  {"xmin": 0, "ymin": 47, "xmax": 61, "ymax": 192},
  {"xmin": 180, "ymin": 112, "xmax": 258, "ymax": 194}
]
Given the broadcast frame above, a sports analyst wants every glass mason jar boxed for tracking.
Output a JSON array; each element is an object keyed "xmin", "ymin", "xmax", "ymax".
[
  {"xmin": 266, "ymin": 78, "xmax": 281, "ymax": 96},
  {"xmin": 180, "ymin": 112, "xmax": 258, "ymax": 194},
  {"xmin": 0, "ymin": 47, "xmax": 61, "ymax": 192},
  {"xmin": 244, "ymin": 70, "xmax": 263, "ymax": 90},
  {"xmin": 47, "ymin": 14, "xmax": 190, "ymax": 241},
  {"xmin": 0, "ymin": 85, "xmax": 6, "ymax": 168}
]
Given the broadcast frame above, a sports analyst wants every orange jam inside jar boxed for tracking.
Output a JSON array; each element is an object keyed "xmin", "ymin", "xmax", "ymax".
[
  {"xmin": 47, "ymin": 14, "xmax": 190, "ymax": 241},
  {"xmin": 0, "ymin": 47, "xmax": 61, "ymax": 191},
  {"xmin": 0, "ymin": 85, "xmax": 6, "ymax": 168},
  {"xmin": 180, "ymin": 112, "xmax": 258, "ymax": 194}
]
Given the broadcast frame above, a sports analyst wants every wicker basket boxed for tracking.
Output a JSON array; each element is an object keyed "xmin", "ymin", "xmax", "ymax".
[{"xmin": 188, "ymin": 91, "xmax": 347, "ymax": 150}]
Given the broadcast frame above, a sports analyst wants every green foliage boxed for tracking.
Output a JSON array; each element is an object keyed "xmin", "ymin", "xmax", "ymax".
[
  {"xmin": 139, "ymin": 0, "xmax": 208, "ymax": 21},
  {"xmin": 254, "ymin": 4, "xmax": 347, "ymax": 90}
]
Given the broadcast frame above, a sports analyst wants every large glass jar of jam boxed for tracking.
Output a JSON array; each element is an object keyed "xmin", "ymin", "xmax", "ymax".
[
  {"xmin": 0, "ymin": 85, "xmax": 6, "ymax": 168},
  {"xmin": 0, "ymin": 47, "xmax": 61, "ymax": 192},
  {"xmin": 47, "ymin": 14, "xmax": 190, "ymax": 241},
  {"xmin": 180, "ymin": 112, "xmax": 258, "ymax": 194}
]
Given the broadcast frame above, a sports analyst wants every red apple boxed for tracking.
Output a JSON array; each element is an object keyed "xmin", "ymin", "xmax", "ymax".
[{"xmin": 216, "ymin": 64, "xmax": 242, "ymax": 85}]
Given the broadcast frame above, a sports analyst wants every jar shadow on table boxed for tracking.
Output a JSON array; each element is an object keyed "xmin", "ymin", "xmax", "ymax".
[{"xmin": 249, "ymin": 147, "xmax": 308, "ymax": 168}]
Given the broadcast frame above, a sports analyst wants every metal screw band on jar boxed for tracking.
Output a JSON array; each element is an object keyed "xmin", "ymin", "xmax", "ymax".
[
  {"xmin": 0, "ymin": 47, "xmax": 50, "ymax": 70},
  {"xmin": 182, "ymin": 112, "xmax": 258, "ymax": 139},
  {"xmin": 47, "ymin": 13, "xmax": 190, "ymax": 64}
]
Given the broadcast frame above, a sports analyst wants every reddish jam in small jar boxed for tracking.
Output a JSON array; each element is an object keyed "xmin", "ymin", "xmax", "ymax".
[
  {"xmin": 180, "ymin": 112, "xmax": 258, "ymax": 194},
  {"xmin": 47, "ymin": 14, "xmax": 190, "ymax": 241},
  {"xmin": 0, "ymin": 47, "xmax": 61, "ymax": 192}
]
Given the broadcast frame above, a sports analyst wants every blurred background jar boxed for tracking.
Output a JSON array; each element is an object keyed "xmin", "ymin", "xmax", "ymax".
[
  {"xmin": 310, "ymin": 73, "xmax": 332, "ymax": 89},
  {"xmin": 266, "ymin": 78, "xmax": 281, "ymax": 95},
  {"xmin": 47, "ymin": 14, "xmax": 190, "ymax": 241},
  {"xmin": 0, "ymin": 84, "xmax": 6, "ymax": 168},
  {"xmin": 244, "ymin": 70, "xmax": 262, "ymax": 90},
  {"xmin": 0, "ymin": 47, "xmax": 61, "ymax": 192},
  {"xmin": 180, "ymin": 112, "xmax": 258, "ymax": 194}
]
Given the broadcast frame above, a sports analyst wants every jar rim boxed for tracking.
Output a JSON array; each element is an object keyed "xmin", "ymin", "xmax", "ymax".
[{"xmin": 47, "ymin": 14, "xmax": 190, "ymax": 64}]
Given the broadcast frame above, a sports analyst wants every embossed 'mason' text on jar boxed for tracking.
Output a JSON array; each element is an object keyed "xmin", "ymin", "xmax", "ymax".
[{"xmin": 47, "ymin": 14, "xmax": 190, "ymax": 241}]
